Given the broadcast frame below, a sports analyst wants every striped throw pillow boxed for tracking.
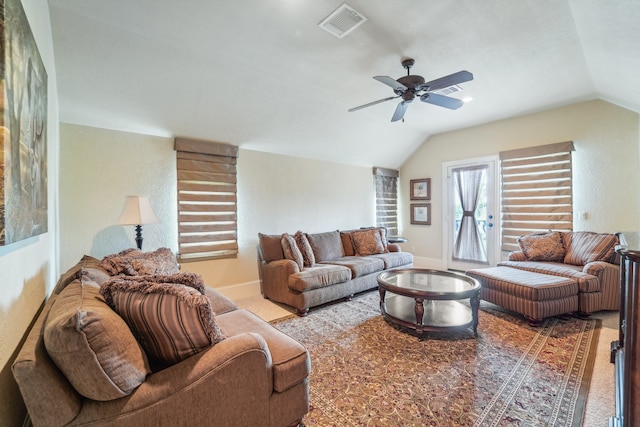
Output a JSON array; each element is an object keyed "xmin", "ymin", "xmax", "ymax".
[
  {"xmin": 563, "ymin": 231, "xmax": 618, "ymax": 266},
  {"xmin": 281, "ymin": 233, "xmax": 304, "ymax": 269},
  {"xmin": 100, "ymin": 278, "xmax": 227, "ymax": 369},
  {"xmin": 295, "ymin": 231, "xmax": 315, "ymax": 267}
]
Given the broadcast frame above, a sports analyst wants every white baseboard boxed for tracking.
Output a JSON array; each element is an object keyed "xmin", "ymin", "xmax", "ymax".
[
  {"xmin": 411, "ymin": 256, "xmax": 446, "ymax": 270},
  {"xmin": 216, "ymin": 280, "xmax": 261, "ymax": 300}
]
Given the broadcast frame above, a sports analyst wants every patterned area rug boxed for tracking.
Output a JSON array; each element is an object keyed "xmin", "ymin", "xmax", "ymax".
[{"xmin": 272, "ymin": 290, "xmax": 600, "ymax": 427}]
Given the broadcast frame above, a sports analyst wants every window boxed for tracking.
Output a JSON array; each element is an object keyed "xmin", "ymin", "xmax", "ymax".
[
  {"xmin": 373, "ymin": 167, "xmax": 399, "ymax": 236},
  {"xmin": 500, "ymin": 141, "xmax": 575, "ymax": 252},
  {"xmin": 175, "ymin": 137, "xmax": 238, "ymax": 261}
]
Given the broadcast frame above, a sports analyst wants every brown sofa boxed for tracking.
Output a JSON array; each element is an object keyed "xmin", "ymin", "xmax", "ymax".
[
  {"xmin": 258, "ymin": 228, "xmax": 413, "ymax": 315},
  {"xmin": 467, "ymin": 231, "xmax": 620, "ymax": 324},
  {"xmin": 12, "ymin": 255, "xmax": 310, "ymax": 427}
]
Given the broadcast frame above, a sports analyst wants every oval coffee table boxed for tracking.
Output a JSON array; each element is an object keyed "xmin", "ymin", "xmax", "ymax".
[{"xmin": 377, "ymin": 268, "xmax": 481, "ymax": 337}]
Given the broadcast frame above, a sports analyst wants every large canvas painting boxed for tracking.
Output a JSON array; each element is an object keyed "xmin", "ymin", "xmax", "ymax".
[{"xmin": 0, "ymin": 0, "xmax": 48, "ymax": 245}]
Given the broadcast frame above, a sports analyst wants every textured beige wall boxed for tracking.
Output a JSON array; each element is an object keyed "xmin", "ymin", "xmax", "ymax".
[
  {"xmin": 59, "ymin": 124, "xmax": 178, "ymax": 271},
  {"xmin": 400, "ymin": 99, "xmax": 640, "ymax": 265},
  {"xmin": 0, "ymin": 1, "xmax": 60, "ymax": 426},
  {"xmin": 59, "ymin": 125, "xmax": 375, "ymax": 290}
]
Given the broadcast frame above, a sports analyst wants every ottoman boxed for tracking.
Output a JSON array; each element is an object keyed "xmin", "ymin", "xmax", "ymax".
[{"xmin": 466, "ymin": 266, "xmax": 579, "ymax": 325}]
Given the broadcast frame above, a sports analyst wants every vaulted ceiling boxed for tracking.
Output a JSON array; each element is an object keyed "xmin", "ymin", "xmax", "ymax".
[{"xmin": 48, "ymin": 0, "xmax": 640, "ymax": 169}]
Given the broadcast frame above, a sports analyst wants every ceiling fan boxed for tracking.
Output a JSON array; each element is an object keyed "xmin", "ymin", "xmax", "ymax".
[{"xmin": 348, "ymin": 58, "xmax": 473, "ymax": 122}]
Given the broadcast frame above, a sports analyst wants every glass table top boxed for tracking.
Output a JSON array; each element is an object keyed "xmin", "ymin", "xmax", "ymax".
[{"xmin": 377, "ymin": 268, "xmax": 479, "ymax": 295}]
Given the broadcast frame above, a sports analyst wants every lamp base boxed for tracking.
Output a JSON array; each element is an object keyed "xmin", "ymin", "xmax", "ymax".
[{"xmin": 135, "ymin": 224, "xmax": 143, "ymax": 250}]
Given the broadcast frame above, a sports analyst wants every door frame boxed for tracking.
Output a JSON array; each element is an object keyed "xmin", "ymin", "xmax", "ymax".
[{"xmin": 441, "ymin": 155, "xmax": 500, "ymax": 271}]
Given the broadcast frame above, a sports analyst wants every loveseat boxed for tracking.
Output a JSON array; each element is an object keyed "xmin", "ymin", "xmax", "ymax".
[
  {"xmin": 12, "ymin": 251, "xmax": 310, "ymax": 427},
  {"xmin": 258, "ymin": 227, "xmax": 413, "ymax": 315},
  {"xmin": 467, "ymin": 231, "xmax": 620, "ymax": 324}
]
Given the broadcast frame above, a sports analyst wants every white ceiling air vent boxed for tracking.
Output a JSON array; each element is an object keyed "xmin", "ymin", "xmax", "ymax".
[
  {"xmin": 432, "ymin": 85, "xmax": 463, "ymax": 96},
  {"xmin": 319, "ymin": 4, "xmax": 367, "ymax": 38}
]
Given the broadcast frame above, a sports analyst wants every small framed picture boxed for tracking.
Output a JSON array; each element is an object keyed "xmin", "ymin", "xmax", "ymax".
[
  {"xmin": 410, "ymin": 204, "xmax": 431, "ymax": 225},
  {"xmin": 410, "ymin": 178, "xmax": 430, "ymax": 200}
]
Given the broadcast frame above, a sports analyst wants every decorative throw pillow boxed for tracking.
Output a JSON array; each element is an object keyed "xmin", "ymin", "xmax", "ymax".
[
  {"xmin": 340, "ymin": 231, "xmax": 356, "ymax": 256},
  {"xmin": 281, "ymin": 233, "xmax": 304, "ymax": 269},
  {"xmin": 563, "ymin": 231, "xmax": 618, "ymax": 266},
  {"xmin": 294, "ymin": 231, "xmax": 315, "ymax": 267},
  {"xmin": 351, "ymin": 229, "xmax": 387, "ymax": 256},
  {"xmin": 54, "ymin": 254, "xmax": 105, "ymax": 295},
  {"xmin": 100, "ymin": 278, "xmax": 227, "ymax": 369},
  {"xmin": 376, "ymin": 227, "xmax": 390, "ymax": 252},
  {"xmin": 517, "ymin": 231, "xmax": 565, "ymax": 262},
  {"xmin": 44, "ymin": 279, "xmax": 151, "ymax": 401},
  {"xmin": 80, "ymin": 267, "xmax": 111, "ymax": 286},
  {"xmin": 100, "ymin": 247, "xmax": 179, "ymax": 276},
  {"xmin": 117, "ymin": 272, "xmax": 207, "ymax": 294}
]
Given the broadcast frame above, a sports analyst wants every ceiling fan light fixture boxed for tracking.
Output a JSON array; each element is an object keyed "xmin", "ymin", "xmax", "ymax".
[{"xmin": 319, "ymin": 3, "xmax": 367, "ymax": 38}]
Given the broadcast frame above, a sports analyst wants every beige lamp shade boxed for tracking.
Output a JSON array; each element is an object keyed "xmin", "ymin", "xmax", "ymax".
[
  {"xmin": 117, "ymin": 196, "xmax": 160, "ymax": 250},
  {"xmin": 117, "ymin": 196, "xmax": 160, "ymax": 225}
]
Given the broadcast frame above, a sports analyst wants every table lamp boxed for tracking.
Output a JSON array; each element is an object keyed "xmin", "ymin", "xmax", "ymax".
[{"xmin": 117, "ymin": 196, "xmax": 160, "ymax": 250}]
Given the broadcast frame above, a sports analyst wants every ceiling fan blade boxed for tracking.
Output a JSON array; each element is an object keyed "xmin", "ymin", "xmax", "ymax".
[
  {"xmin": 373, "ymin": 76, "xmax": 408, "ymax": 92},
  {"xmin": 422, "ymin": 70, "xmax": 473, "ymax": 92},
  {"xmin": 348, "ymin": 95, "xmax": 399, "ymax": 112},
  {"xmin": 420, "ymin": 93, "xmax": 464, "ymax": 110},
  {"xmin": 391, "ymin": 101, "xmax": 409, "ymax": 122}
]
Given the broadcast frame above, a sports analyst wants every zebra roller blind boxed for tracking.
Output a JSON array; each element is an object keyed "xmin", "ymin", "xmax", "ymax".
[
  {"xmin": 373, "ymin": 167, "xmax": 399, "ymax": 236},
  {"xmin": 175, "ymin": 137, "xmax": 238, "ymax": 261},
  {"xmin": 500, "ymin": 141, "xmax": 575, "ymax": 252}
]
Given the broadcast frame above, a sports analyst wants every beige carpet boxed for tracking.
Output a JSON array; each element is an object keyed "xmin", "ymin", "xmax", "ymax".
[{"xmin": 236, "ymin": 293, "xmax": 617, "ymax": 426}]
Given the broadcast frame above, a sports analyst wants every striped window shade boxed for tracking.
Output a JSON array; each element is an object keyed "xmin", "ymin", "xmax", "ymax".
[
  {"xmin": 500, "ymin": 141, "xmax": 575, "ymax": 252},
  {"xmin": 175, "ymin": 138, "xmax": 239, "ymax": 261},
  {"xmin": 373, "ymin": 167, "xmax": 399, "ymax": 236}
]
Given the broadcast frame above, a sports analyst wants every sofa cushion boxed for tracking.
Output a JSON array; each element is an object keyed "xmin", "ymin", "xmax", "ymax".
[
  {"xmin": 369, "ymin": 251, "xmax": 414, "ymax": 269},
  {"xmin": 306, "ymin": 230, "xmax": 344, "ymax": 262},
  {"xmin": 54, "ymin": 255, "xmax": 104, "ymax": 295},
  {"xmin": 350, "ymin": 229, "xmax": 387, "ymax": 256},
  {"xmin": 259, "ymin": 233, "xmax": 284, "ymax": 262},
  {"xmin": 517, "ymin": 231, "xmax": 565, "ymax": 262},
  {"xmin": 467, "ymin": 266, "xmax": 578, "ymax": 301},
  {"xmin": 204, "ymin": 286, "xmax": 239, "ymax": 315},
  {"xmin": 100, "ymin": 247, "xmax": 180, "ymax": 276},
  {"xmin": 100, "ymin": 278, "xmax": 227, "ymax": 369},
  {"xmin": 294, "ymin": 230, "xmax": 315, "ymax": 267},
  {"xmin": 281, "ymin": 233, "xmax": 304, "ymax": 270},
  {"xmin": 498, "ymin": 260, "xmax": 601, "ymax": 293},
  {"xmin": 44, "ymin": 278, "xmax": 151, "ymax": 401},
  {"xmin": 563, "ymin": 231, "xmax": 618, "ymax": 265},
  {"xmin": 80, "ymin": 266, "xmax": 111, "ymax": 285},
  {"xmin": 322, "ymin": 256, "xmax": 385, "ymax": 278},
  {"xmin": 288, "ymin": 264, "xmax": 352, "ymax": 292}
]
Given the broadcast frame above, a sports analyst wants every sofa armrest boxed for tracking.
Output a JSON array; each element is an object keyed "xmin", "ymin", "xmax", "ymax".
[
  {"xmin": 260, "ymin": 259, "xmax": 300, "ymax": 294},
  {"xmin": 583, "ymin": 261, "xmax": 620, "ymax": 310},
  {"xmin": 388, "ymin": 243, "xmax": 401, "ymax": 252},
  {"xmin": 508, "ymin": 251, "xmax": 528, "ymax": 261},
  {"xmin": 73, "ymin": 332, "xmax": 274, "ymax": 426}
]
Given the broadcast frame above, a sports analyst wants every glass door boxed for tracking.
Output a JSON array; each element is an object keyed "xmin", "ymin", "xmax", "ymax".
[{"xmin": 444, "ymin": 157, "xmax": 498, "ymax": 271}]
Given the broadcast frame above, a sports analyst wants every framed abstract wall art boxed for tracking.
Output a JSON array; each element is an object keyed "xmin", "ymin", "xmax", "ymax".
[{"xmin": 1, "ymin": 0, "xmax": 48, "ymax": 245}]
